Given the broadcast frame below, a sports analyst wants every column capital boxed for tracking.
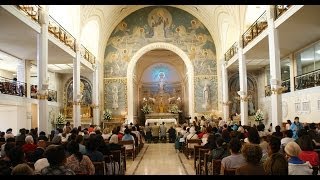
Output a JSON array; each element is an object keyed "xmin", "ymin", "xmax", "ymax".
[
  {"xmin": 91, "ymin": 104, "xmax": 99, "ymax": 109},
  {"xmin": 267, "ymin": 5, "xmax": 276, "ymax": 20},
  {"xmin": 73, "ymin": 101, "xmax": 81, "ymax": 105},
  {"xmin": 39, "ymin": 7, "xmax": 49, "ymax": 25},
  {"xmin": 37, "ymin": 90, "xmax": 48, "ymax": 100}
]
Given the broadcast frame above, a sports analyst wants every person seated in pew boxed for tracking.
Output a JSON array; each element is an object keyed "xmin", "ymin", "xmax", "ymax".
[{"xmin": 220, "ymin": 138, "xmax": 246, "ymax": 175}]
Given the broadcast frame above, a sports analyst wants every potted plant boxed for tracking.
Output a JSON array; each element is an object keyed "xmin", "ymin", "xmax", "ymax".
[
  {"xmin": 254, "ymin": 109, "xmax": 264, "ymax": 125},
  {"xmin": 55, "ymin": 113, "xmax": 66, "ymax": 129},
  {"xmin": 169, "ymin": 104, "xmax": 181, "ymax": 114},
  {"xmin": 103, "ymin": 109, "xmax": 112, "ymax": 121},
  {"xmin": 141, "ymin": 104, "xmax": 152, "ymax": 114}
]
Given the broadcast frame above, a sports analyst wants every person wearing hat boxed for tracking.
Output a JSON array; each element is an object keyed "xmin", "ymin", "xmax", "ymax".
[{"xmin": 284, "ymin": 141, "xmax": 313, "ymax": 175}]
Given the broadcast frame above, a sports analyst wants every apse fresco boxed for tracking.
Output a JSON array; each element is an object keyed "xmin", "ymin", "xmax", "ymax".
[
  {"xmin": 104, "ymin": 6, "xmax": 217, "ymax": 114},
  {"xmin": 194, "ymin": 76, "xmax": 218, "ymax": 113}
]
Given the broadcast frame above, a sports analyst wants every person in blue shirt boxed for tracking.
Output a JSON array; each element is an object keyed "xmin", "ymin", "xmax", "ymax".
[{"xmin": 290, "ymin": 116, "xmax": 303, "ymax": 140}]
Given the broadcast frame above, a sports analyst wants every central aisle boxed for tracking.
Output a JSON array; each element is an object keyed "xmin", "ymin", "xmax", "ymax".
[{"xmin": 125, "ymin": 143, "xmax": 195, "ymax": 175}]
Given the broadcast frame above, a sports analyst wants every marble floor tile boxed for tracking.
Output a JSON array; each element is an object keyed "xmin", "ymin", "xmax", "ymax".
[{"xmin": 125, "ymin": 143, "xmax": 195, "ymax": 175}]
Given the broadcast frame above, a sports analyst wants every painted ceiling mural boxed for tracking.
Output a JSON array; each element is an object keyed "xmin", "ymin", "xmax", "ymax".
[{"xmin": 104, "ymin": 6, "xmax": 217, "ymax": 115}]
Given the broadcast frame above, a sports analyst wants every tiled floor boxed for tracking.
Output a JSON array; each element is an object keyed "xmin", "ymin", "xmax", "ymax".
[{"xmin": 125, "ymin": 143, "xmax": 195, "ymax": 175}]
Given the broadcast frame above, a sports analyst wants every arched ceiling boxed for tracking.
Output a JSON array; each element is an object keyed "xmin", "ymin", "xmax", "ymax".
[{"xmin": 80, "ymin": 5, "xmax": 248, "ymax": 62}]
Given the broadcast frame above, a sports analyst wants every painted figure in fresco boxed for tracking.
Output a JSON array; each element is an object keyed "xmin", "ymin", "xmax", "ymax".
[
  {"xmin": 112, "ymin": 85, "xmax": 119, "ymax": 109},
  {"xmin": 202, "ymin": 81, "xmax": 209, "ymax": 108}
]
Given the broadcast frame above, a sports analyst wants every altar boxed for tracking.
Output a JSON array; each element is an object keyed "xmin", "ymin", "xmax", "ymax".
[{"xmin": 145, "ymin": 118, "xmax": 177, "ymax": 126}]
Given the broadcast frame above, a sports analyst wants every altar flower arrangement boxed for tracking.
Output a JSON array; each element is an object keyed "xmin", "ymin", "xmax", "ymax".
[
  {"xmin": 141, "ymin": 104, "xmax": 152, "ymax": 114},
  {"xmin": 169, "ymin": 104, "xmax": 181, "ymax": 114},
  {"xmin": 254, "ymin": 109, "xmax": 264, "ymax": 122},
  {"xmin": 103, "ymin": 109, "xmax": 112, "ymax": 121},
  {"xmin": 56, "ymin": 113, "xmax": 66, "ymax": 125}
]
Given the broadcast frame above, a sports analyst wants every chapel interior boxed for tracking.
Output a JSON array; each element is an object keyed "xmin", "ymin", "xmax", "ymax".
[{"xmin": 0, "ymin": 5, "xmax": 320, "ymax": 175}]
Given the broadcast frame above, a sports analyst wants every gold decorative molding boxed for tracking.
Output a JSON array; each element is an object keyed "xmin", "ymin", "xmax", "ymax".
[
  {"xmin": 37, "ymin": 94, "xmax": 48, "ymax": 100},
  {"xmin": 271, "ymin": 86, "xmax": 288, "ymax": 95},
  {"xmin": 235, "ymin": 95, "xmax": 252, "ymax": 102},
  {"xmin": 222, "ymin": 101, "xmax": 232, "ymax": 106},
  {"xmin": 91, "ymin": 104, "xmax": 99, "ymax": 109},
  {"xmin": 73, "ymin": 101, "xmax": 81, "ymax": 105}
]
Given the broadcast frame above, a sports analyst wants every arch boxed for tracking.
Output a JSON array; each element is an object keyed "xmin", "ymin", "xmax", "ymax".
[
  {"xmin": 64, "ymin": 76, "xmax": 93, "ymax": 106},
  {"xmin": 228, "ymin": 73, "xmax": 258, "ymax": 116},
  {"xmin": 80, "ymin": 19, "xmax": 100, "ymax": 57},
  {"xmin": 127, "ymin": 42, "xmax": 194, "ymax": 123}
]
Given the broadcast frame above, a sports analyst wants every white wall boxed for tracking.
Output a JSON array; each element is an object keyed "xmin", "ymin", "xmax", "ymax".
[
  {"xmin": 0, "ymin": 69, "xmax": 15, "ymax": 79},
  {"xmin": 0, "ymin": 106, "xmax": 18, "ymax": 135}
]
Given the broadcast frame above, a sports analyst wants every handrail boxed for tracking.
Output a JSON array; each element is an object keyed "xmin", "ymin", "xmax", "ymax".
[
  {"xmin": 242, "ymin": 11, "xmax": 268, "ymax": 48},
  {"xmin": 294, "ymin": 69, "xmax": 320, "ymax": 90},
  {"xmin": 16, "ymin": 5, "xmax": 41, "ymax": 23},
  {"xmin": 275, "ymin": 5, "xmax": 291, "ymax": 19},
  {"xmin": 0, "ymin": 76, "xmax": 27, "ymax": 97},
  {"xmin": 224, "ymin": 42, "xmax": 238, "ymax": 62},
  {"xmin": 80, "ymin": 45, "xmax": 96, "ymax": 64},
  {"xmin": 48, "ymin": 15, "xmax": 76, "ymax": 52}
]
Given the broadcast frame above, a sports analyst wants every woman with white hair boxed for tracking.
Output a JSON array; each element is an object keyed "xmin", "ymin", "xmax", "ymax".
[
  {"xmin": 285, "ymin": 141, "xmax": 313, "ymax": 175},
  {"xmin": 22, "ymin": 135, "xmax": 37, "ymax": 160}
]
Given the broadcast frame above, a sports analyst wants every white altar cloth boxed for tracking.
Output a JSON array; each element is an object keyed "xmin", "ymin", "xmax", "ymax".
[{"xmin": 145, "ymin": 118, "xmax": 177, "ymax": 125}]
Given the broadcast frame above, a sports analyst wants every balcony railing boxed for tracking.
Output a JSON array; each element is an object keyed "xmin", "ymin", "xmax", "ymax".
[
  {"xmin": 48, "ymin": 89, "xmax": 57, "ymax": 102},
  {"xmin": 275, "ymin": 5, "xmax": 291, "ymax": 19},
  {"xmin": 31, "ymin": 85, "xmax": 57, "ymax": 102},
  {"xmin": 265, "ymin": 79, "xmax": 291, "ymax": 97},
  {"xmin": 80, "ymin": 45, "xmax": 96, "ymax": 64},
  {"xmin": 224, "ymin": 42, "xmax": 238, "ymax": 62},
  {"xmin": 48, "ymin": 15, "xmax": 76, "ymax": 52},
  {"xmin": 294, "ymin": 69, "xmax": 320, "ymax": 90},
  {"xmin": 0, "ymin": 76, "xmax": 27, "ymax": 97},
  {"xmin": 16, "ymin": 5, "xmax": 41, "ymax": 23},
  {"xmin": 242, "ymin": 11, "xmax": 268, "ymax": 48}
]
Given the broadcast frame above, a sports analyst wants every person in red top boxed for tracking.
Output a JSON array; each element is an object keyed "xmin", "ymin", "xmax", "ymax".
[
  {"xmin": 22, "ymin": 135, "xmax": 37, "ymax": 161},
  {"xmin": 298, "ymin": 135, "xmax": 319, "ymax": 168},
  {"xmin": 88, "ymin": 125, "xmax": 95, "ymax": 133}
]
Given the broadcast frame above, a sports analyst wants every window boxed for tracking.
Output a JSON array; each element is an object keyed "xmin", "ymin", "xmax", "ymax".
[
  {"xmin": 295, "ymin": 41, "xmax": 320, "ymax": 75},
  {"xmin": 265, "ymin": 57, "xmax": 290, "ymax": 84}
]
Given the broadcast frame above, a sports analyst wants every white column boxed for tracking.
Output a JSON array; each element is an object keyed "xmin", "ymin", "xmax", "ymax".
[
  {"xmin": 238, "ymin": 38, "xmax": 248, "ymax": 126},
  {"xmin": 92, "ymin": 62, "xmax": 100, "ymax": 126},
  {"xmin": 37, "ymin": 6, "xmax": 49, "ymax": 134},
  {"xmin": 25, "ymin": 61, "xmax": 31, "ymax": 98},
  {"xmin": 17, "ymin": 59, "xmax": 26, "ymax": 97},
  {"xmin": 267, "ymin": 5, "xmax": 283, "ymax": 128},
  {"xmin": 73, "ymin": 43, "xmax": 81, "ymax": 128},
  {"xmin": 221, "ymin": 62, "xmax": 230, "ymax": 122}
]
